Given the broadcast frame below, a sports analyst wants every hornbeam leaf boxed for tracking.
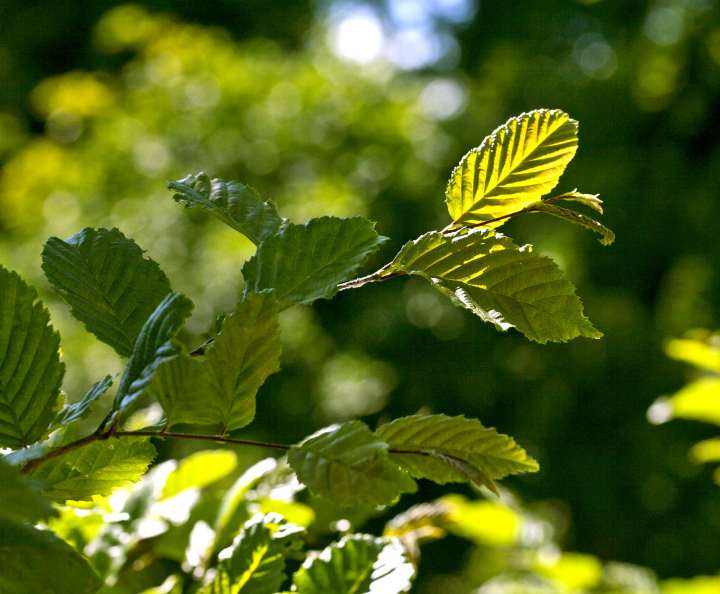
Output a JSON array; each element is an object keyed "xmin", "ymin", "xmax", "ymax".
[
  {"xmin": 203, "ymin": 291, "xmax": 282, "ymax": 433},
  {"xmin": 0, "ymin": 459, "xmax": 57, "ymax": 523},
  {"xmin": 0, "ymin": 519, "xmax": 102, "ymax": 594},
  {"xmin": 665, "ymin": 335, "xmax": 720, "ymax": 373},
  {"xmin": 291, "ymin": 534, "xmax": 416, "ymax": 594},
  {"xmin": 167, "ymin": 173, "xmax": 284, "ymax": 245},
  {"xmin": 666, "ymin": 378, "xmax": 720, "ymax": 426},
  {"xmin": 42, "ymin": 227, "xmax": 172, "ymax": 357},
  {"xmin": 148, "ymin": 291, "xmax": 282, "ymax": 432},
  {"xmin": 376, "ymin": 415, "xmax": 538, "ymax": 495},
  {"xmin": 546, "ymin": 189, "xmax": 604, "ymax": 213},
  {"xmin": 0, "ymin": 265, "xmax": 65, "ymax": 449},
  {"xmin": 242, "ymin": 216, "xmax": 388, "ymax": 308},
  {"xmin": 382, "ymin": 227, "xmax": 601, "ymax": 343},
  {"xmin": 527, "ymin": 202, "xmax": 615, "ymax": 245},
  {"xmin": 446, "ymin": 109, "xmax": 578, "ymax": 227},
  {"xmin": 287, "ymin": 421, "xmax": 417, "ymax": 508},
  {"xmin": 114, "ymin": 292, "xmax": 194, "ymax": 412},
  {"xmin": 27, "ymin": 437, "xmax": 156, "ymax": 503},
  {"xmin": 201, "ymin": 513, "xmax": 305, "ymax": 594},
  {"xmin": 50, "ymin": 374, "xmax": 115, "ymax": 432}
]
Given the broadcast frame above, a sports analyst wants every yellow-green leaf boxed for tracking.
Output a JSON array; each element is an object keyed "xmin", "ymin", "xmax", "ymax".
[{"xmin": 446, "ymin": 109, "xmax": 578, "ymax": 227}]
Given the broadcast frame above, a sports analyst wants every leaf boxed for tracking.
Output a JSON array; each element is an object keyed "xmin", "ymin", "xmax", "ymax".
[
  {"xmin": 114, "ymin": 292, "xmax": 194, "ymax": 412},
  {"xmin": 42, "ymin": 227, "xmax": 172, "ymax": 357},
  {"xmin": 291, "ymin": 534, "xmax": 415, "ymax": 594},
  {"xmin": 202, "ymin": 291, "xmax": 282, "ymax": 432},
  {"xmin": 665, "ymin": 335, "xmax": 720, "ymax": 373},
  {"xmin": 167, "ymin": 173, "xmax": 284, "ymax": 246},
  {"xmin": 27, "ymin": 437, "xmax": 156, "ymax": 503},
  {"xmin": 527, "ymin": 202, "xmax": 615, "ymax": 245},
  {"xmin": 0, "ymin": 519, "xmax": 102, "ymax": 594},
  {"xmin": 382, "ymin": 227, "xmax": 601, "ymax": 343},
  {"xmin": 149, "ymin": 291, "xmax": 282, "ymax": 432},
  {"xmin": 162, "ymin": 450, "xmax": 238, "ymax": 499},
  {"xmin": 242, "ymin": 216, "xmax": 388, "ymax": 308},
  {"xmin": 0, "ymin": 459, "xmax": 57, "ymax": 523},
  {"xmin": 445, "ymin": 109, "xmax": 578, "ymax": 227},
  {"xmin": 546, "ymin": 189, "xmax": 604, "ymax": 213},
  {"xmin": 667, "ymin": 378, "xmax": 720, "ymax": 426},
  {"xmin": 689, "ymin": 438, "xmax": 720, "ymax": 464},
  {"xmin": 0, "ymin": 265, "xmax": 65, "ymax": 449},
  {"xmin": 50, "ymin": 374, "xmax": 115, "ymax": 432},
  {"xmin": 287, "ymin": 421, "xmax": 417, "ymax": 508},
  {"xmin": 376, "ymin": 414, "xmax": 538, "ymax": 495},
  {"xmin": 202, "ymin": 513, "xmax": 305, "ymax": 594},
  {"xmin": 383, "ymin": 501, "xmax": 451, "ymax": 564},
  {"xmin": 440, "ymin": 494, "xmax": 522, "ymax": 546}
]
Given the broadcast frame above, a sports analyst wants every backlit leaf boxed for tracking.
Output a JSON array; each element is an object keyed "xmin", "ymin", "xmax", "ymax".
[
  {"xmin": 0, "ymin": 265, "xmax": 64, "ymax": 449},
  {"xmin": 291, "ymin": 534, "xmax": 415, "ymax": 594},
  {"xmin": 527, "ymin": 202, "xmax": 615, "ymax": 245},
  {"xmin": 42, "ymin": 227, "xmax": 172, "ymax": 357},
  {"xmin": 665, "ymin": 334, "xmax": 720, "ymax": 373},
  {"xmin": 27, "ymin": 437, "xmax": 156, "ymax": 503},
  {"xmin": 167, "ymin": 173, "xmax": 284, "ymax": 246},
  {"xmin": 667, "ymin": 378, "xmax": 720, "ymax": 426},
  {"xmin": 242, "ymin": 216, "xmax": 388, "ymax": 308},
  {"xmin": 446, "ymin": 109, "xmax": 578, "ymax": 227},
  {"xmin": 0, "ymin": 519, "xmax": 101, "ymax": 594},
  {"xmin": 162, "ymin": 450, "xmax": 237, "ymax": 499},
  {"xmin": 288, "ymin": 421, "xmax": 417, "ymax": 508},
  {"xmin": 201, "ymin": 513, "xmax": 304, "ymax": 594},
  {"xmin": 546, "ymin": 190, "xmax": 604, "ymax": 213},
  {"xmin": 382, "ymin": 227, "xmax": 601, "ymax": 343},
  {"xmin": 376, "ymin": 414, "xmax": 538, "ymax": 494}
]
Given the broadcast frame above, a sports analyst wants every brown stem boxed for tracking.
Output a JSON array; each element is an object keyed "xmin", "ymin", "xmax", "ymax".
[
  {"xmin": 114, "ymin": 430, "xmax": 292, "ymax": 451},
  {"xmin": 20, "ymin": 431, "xmax": 104, "ymax": 475}
]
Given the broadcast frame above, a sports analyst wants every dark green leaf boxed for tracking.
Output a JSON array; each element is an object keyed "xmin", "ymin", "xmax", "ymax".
[
  {"xmin": 376, "ymin": 414, "xmax": 539, "ymax": 494},
  {"xmin": 167, "ymin": 173, "xmax": 284, "ymax": 245},
  {"xmin": 114, "ymin": 292, "xmax": 194, "ymax": 412},
  {"xmin": 201, "ymin": 513, "xmax": 305, "ymax": 594},
  {"xmin": 0, "ymin": 459, "xmax": 57, "ymax": 523},
  {"xmin": 242, "ymin": 216, "xmax": 388, "ymax": 308},
  {"xmin": 0, "ymin": 519, "xmax": 102, "ymax": 594},
  {"xmin": 446, "ymin": 109, "xmax": 578, "ymax": 227},
  {"xmin": 27, "ymin": 437, "xmax": 156, "ymax": 503},
  {"xmin": 0, "ymin": 265, "xmax": 65, "ymax": 449},
  {"xmin": 382, "ymin": 227, "xmax": 601, "ymax": 343},
  {"xmin": 50, "ymin": 374, "xmax": 115, "ymax": 432},
  {"xmin": 291, "ymin": 534, "xmax": 415, "ymax": 594},
  {"xmin": 288, "ymin": 421, "xmax": 417, "ymax": 508},
  {"xmin": 149, "ymin": 292, "xmax": 282, "ymax": 432},
  {"xmin": 42, "ymin": 227, "xmax": 172, "ymax": 357}
]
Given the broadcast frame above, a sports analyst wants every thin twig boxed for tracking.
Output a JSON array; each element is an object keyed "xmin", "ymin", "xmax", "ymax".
[
  {"xmin": 114, "ymin": 430, "xmax": 292, "ymax": 451},
  {"xmin": 189, "ymin": 337, "xmax": 214, "ymax": 356},
  {"xmin": 20, "ymin": 431, "xmax": 104, "ymax": 475}
]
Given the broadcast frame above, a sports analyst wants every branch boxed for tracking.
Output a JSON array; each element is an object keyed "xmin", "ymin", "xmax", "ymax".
[
  {"xmin": 114, "ymin": 430, "xmax": 292, "ymax": 451},
  {"xmin": 20, "ymin": 430, "xmax": 105, "ymax": 475}
]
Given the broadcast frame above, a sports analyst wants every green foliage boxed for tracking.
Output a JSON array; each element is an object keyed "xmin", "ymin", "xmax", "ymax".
[
  {"xmin": 242, "ymin": 216, "xmax": 388, "ymax": 309},
  {"xmin": 445, "ymin": 109, "xmax": 578, "ymax": 227},
  {"xmin": 167, "ymin": 173, "xmax": 285, "ymax": 246},
  {"xmin": 114, "ymin": 292, "xmax": 194, "ymax": 412},
  {"xmin": 149, "ymin": 291, "xmax": 281, "ymax": 432},
  {"xmin": 42, "ymin": 227, "xmax": 172, "ymax": 357},
  {"xmin": 0, "ymin": 264, "xmax": 64, "ymax": 449},
  {"xmin": 0, "ymin": 519, "xmax": 101, "ymax": 594},
  {"xmin": 201, "ymin": 513, "xmax": 304, "ymax": 594},
  {"xmin": 288, "ymin": 420, "xmax": 417, "ymax": 507},
  {"xmin": 525, "ymin": 202, "xmax": 615, "ymax": 246},
  {"xmin": 380, "ymin": 227, "xmax": 601, "ymax": 343},
  {"xmin": 0, "ymin": 107, "xmax": 615, "ymax": 591},
  {"xmin": 0, "ymin": 458, "xmax": 57, "ymax": 523},
  {"xmin": 291, "ymin": 534, "xmax": 415, "ymax": 594},
  {"xmin": 376, "ymin": 414, "xmax": 538, "ymax": 495},
  {"xmin": 27, "ymin": 437, "xmax": 156, "ymax": 502}
]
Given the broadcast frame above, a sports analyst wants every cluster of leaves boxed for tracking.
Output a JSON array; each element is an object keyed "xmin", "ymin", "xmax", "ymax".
[
  {"xmin": 648, "ymin": 329, "xmax": 720, "ymax": 484},
  {"xmin": 1, "ymin": 110, "xmax": 613, "ymax": 592}
]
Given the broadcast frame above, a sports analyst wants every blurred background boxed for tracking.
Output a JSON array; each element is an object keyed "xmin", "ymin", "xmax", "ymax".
[{"xmin": 1, "ymin": 0, "xmax": 720, "ymax": 587}]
